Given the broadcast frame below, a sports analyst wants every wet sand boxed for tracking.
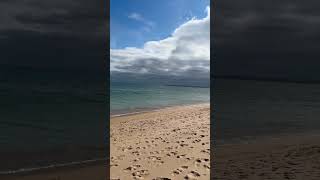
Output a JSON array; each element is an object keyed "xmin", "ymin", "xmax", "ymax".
[
  {"xmin": 213, "ymin": 133, "xmax": 320, "ymax": 180},
  {"xmin": 110, "ymin": 103, "xmax": 210, "ymax": 179}
]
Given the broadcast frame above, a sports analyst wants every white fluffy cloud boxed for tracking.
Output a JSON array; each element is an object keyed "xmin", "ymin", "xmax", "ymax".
[{"xmin": 111, "ymin": 7, "xmax": 210, "ymax": 77}]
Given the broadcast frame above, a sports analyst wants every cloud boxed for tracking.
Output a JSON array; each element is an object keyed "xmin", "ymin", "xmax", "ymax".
[
  {"xmin": 128, "ymin": 13, "xmax": 144, "ymax": 21},
  {"xmin": 128, "ymin": 12, "xmax": 155, "ymax": 31},
  {"xmin": 112, "ymin": 6, "xmax": 210, "ymax": 79}
]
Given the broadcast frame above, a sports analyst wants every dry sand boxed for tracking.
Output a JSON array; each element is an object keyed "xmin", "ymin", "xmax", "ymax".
[
  {"xmin": 213, "ymin": 133, "xmax": 320, "ymax": 180},
  {"xmin": 110, "ymin": 103, "xmax": 210, "ymax": 180},
  {"xmin": 4, "ymin": 102, "xmax": 320, "ymax": 180}
]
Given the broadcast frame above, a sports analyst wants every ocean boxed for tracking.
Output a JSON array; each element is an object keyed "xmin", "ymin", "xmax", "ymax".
[
  {"xmin": 0, "ymin": 73, "xmax": 107, "ymax": 173},
  {"xmin": 110, "ymin": 82, "xmax": 210, "ymax": 115},
  {"xmin": 0, "ymin": 78, "xmax": 209, "ymax": 173},
  {"xmin": 213, "ymin": 78, "xmax": 320, "ymax": 144}
]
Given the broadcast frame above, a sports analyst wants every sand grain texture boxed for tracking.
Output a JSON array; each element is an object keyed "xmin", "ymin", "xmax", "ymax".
[{"xmin": 110, "ymin": 104, "xmax": 210, "ymax": 180}]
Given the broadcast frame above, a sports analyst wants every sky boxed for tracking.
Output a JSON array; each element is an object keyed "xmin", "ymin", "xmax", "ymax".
[
  {"xmin": 111, "ymin": 0, "xmax": 210, "ymax": 49},
  {"xmin": 214, "ymin": 0, "xmax": 320, "ymax": 82},
  {"xmin": 3, "ymin": 0, "xmax": 320, "ymax": 83},
  {"xmin": 110, "ymin": 0, "xmax": 210, "ymax": 85}
]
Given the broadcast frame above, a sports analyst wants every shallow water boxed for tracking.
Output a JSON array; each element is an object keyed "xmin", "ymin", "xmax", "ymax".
[{"xmin": 111, "ymin": 82, "xmax": 210, "ymax": 114}]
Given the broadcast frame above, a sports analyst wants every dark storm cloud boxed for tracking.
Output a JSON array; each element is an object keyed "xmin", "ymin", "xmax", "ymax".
[
  {"xmin": 213, "ymin": 0, "xmax": 320, "ymax": 81},
  {"xmin": 0, "ymin": 0, "xmax": 108, "ymax": 69}
]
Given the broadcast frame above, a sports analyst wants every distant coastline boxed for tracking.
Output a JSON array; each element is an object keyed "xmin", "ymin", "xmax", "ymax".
[{"xmin": 165, "ymin": 84, "xmax": 209, "ymax": 88}]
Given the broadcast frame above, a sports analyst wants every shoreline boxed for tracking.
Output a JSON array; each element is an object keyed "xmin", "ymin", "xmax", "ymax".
[
  {"xmin": 110, "ymin": 101, "xmax": 210, "ymax": 117},
  {"xmin": 110, "ymin": 103, "xmax": 211, "ymax": 179},
  {"xmin": 3, "ymin": 103, "xmax": 320, "ymax": 179},
  {"xmin": 2, "ymin": 103, "xmax": 209, "ymax": 178}
]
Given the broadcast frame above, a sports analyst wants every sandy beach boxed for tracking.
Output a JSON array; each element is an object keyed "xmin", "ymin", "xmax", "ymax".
[
  {"xmin": 110, "ymin": 103, "xmax": 210, "ymax": 180},
  {"xmin": 213, "ymin": 133, "xmax": 320, "ymax": 180}
]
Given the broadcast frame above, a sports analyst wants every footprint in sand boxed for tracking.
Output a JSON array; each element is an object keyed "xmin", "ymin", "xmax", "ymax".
[
  {"xmin": 172, "ymin": 169, "xmax": 182, "ymax": 176},
  {"xmin": 200, "ymin": 149, "xmax": 210, "ymax": 154},
  {"xmin": 176, "ymin": 154, "xmax": 187, "ymax": 158},
  {"xmin": 110, "ymin": 163, "xmax": 118, "ymax": 167},
  {"xmin": 186, "ymin": 157, "xmax": 195, "ymax": 161},
  {"xmin": 132, "ymin": 151, "xmax": 141, "ymax": 156},
  {"xmin": 172, "ymin": 165, "xmax": 189, "ymax": 176},
  {"xmin": 201, "ymin": 142, "xmax": 209, "ymax": 146},
  {"xmin": 153, "ymin": 178, "xmax": 171, "ymax": 180},
  {"xmin": 123, "ymin": 164, "xmax": 142, "ymax": 172},
  {"xmin": 184, "ymin": 170, "xmax": 201, "ymax": 179},
  {"xmin": 166, "ymin": 151, "xmax": 178, "ymax": 157},
  {"xmin": 192, "ymin": 139, "xmax": 201, "ymax": 143},
  {"xmin": 148, "ymin": 156, "xmax": 161, "ymax": 161},
  {"xmin": 132, "ymin": 169, "xmax": 150, "ymax": 179},
  {"xmin": 203, "ymin": 164, "xmax": 210, "ymax": 170},
  {"xmin": 194, "ymin": 158, "xmax": 210, "ymax": 170},
  {"xmin": 150, "ymin": 151, "xmax": 160, "ymax": 155},
  {"xmin": 147, "ymin": 156, "xmax": 164, "ymax": 165},
  {"xmin": 181, "ymin": 165, "xmax": 189, "ymax": 169},
  {"xmin": 180, "ymin": 143, "xmax": 189, "ymax": 147},
  {"xmin": 132, "ymin": 158, "xmax": 141, "ymax": 162}
]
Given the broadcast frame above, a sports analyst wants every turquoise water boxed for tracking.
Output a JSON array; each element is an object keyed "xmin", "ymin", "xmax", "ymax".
[{"xmin": 110, "ymin": 82, "xmax": 210, "ymax": 114}]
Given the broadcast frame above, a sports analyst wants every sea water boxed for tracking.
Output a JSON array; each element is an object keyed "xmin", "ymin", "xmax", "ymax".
[{"xmin": 110, "ymin": 82, "xmax": 210, "ymax": 115}]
